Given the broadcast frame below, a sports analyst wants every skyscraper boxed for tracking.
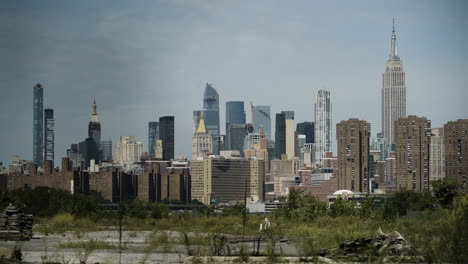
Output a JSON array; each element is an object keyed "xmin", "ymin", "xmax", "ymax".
[
  {"xmin": 382, "ymin": 20, "xmax": 406, "ymax": 146},
  {"xmin": 395, "ymin": 116, "xmax": 431, "ymax": 192},
  {"xmin": 100, "ymin": 140, "xmax": 112, "ymax": 161},
  {"xmin": 252, "ymin": 105, "xmax": 271, "ymax": 140},
  {"xmin": 314, "ymin": 89, "xmax": 332, "ymax": 164},
  {"xmin": 275, "ymin": 113, "xmax": 286, "ymax": 159},
  {"xmin": 444, "ymin": 119, "xmax": 468, "ymax": 194},
  {"xmin": 33, "ymin": 83, "xmax": 44, "ymax": 167},
  {"xmin": 202, "ymin": 83, "xmax": 220, "ymax": 137},
  {"xmin": 227, "ymin": 124, "xmax": 247, "ymax": 155},
  {"xmin": 192, "ymin": 113, "xmax": 213, "ymax": 159},
  {"xmin": 296, "ymin": 122, "xmax": 314, "ymax": 144},
  {"xmin": 159, "ymin": 116, "xmax": 175, "ymax": 160},
  {"xmin": 226, "ymin": 101, "xmax": 246, "ymax": 148},
  {"xmin": 148, "ymin": 121, "xmax": 159, "ymax": 158},
  {"xmin": 44, "ymin": 108, "xmax": 54, "ymax": 163},
  {"xmin": 336, "ymin": 119, "xmax": 371, "ymax": 193},
  {"xmin": 88, "ymin": 99, "xmax": 101, "ymax": 151},
  {"xmin": 275, "ymin": 111, "xmax": 295, "ymax": 159},
  {"xmin": 113, "ymin": 136, "xmax": 143, "ymax": 167},
  {"xmin": 429, "ymin": 128, "xmax": 445, "ymax": 182}
]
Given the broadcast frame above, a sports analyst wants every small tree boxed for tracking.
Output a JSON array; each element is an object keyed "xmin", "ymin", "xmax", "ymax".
[{"xmin": 432, "ymin": 179, "xmax": 459, "ymax": 209}]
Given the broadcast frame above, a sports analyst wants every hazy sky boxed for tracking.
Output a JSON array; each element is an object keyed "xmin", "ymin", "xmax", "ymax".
[{"xmin": 1, "ymin": 0, "xmax": 467, "ymax": 166}]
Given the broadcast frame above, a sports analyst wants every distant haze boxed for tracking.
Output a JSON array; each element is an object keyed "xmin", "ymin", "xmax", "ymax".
[{"xmin": 0, "ymin": 0, "xmax": 467, "ymax": 166}]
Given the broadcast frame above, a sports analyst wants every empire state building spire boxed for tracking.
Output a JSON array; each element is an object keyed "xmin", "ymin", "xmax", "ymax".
[{"xmin": 390, "ymin": 18, "xmax": 398, "ymax": 58}]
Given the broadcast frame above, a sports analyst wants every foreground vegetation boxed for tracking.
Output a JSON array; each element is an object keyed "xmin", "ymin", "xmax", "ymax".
[{"xmin": 0, "ymin": 180, "xmax": 467, "ymax": 263}]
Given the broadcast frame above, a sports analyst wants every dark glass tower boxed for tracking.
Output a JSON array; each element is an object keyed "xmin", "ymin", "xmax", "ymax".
[
  {"xmin": 275, "ymin": 112, "xmax": 286, "ymax": 159},
  {"xmin": 148, "ymin": 121, "xmax": 159, "ymax": 158},
  {"xmin": 44, "ymin": 108, "xmax": 54, "ymax": 163},
  {"xmin": 33, "ymin": 83, "xmax": 44, "ymax": 167},
  {"xmin": 296, "ymin": 122, "xmax": 315, "ymax": 143},
  {"xmin": 226, "ymin": 101, "xmax": 245, "ymax": 149},
  {"xmin": 252, "ymin": 105, "xmax": 271, "ymax": 140},
  {"xmin": 202, "ymin": 83, "xmax": 220, "ymax": 137},
  {"xmin": 159, "ymin": 116, "xmax": 175, "ymax": 160}
]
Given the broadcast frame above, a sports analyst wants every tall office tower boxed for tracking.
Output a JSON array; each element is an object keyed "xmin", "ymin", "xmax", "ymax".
[
  {"xmin": 202, "ymin": 83, "xmax": 220, "ymax": 137},
  {"xmin": 372, "ymin": 132, "xmax": 389, "ymax": 160},
  {"xmin": 78, "ymin": 137, "xmax": 99, "ymax": 169},
  {"xmin": 192, "ymin": 113, "xmax": 213, "ymax": 159},
  {"xmin": 275, "ymin": 113, "xmax": 286, "ymax": 159},
  {"xmin": 227, "ymin": 124, "xmax": 247, "ymax": 155},
  {"xmin": 336, "ymin": 119, "xmax": 371, "ymax": 193},
  {"xmin": 159, "ymin": 116, "xmax": 175, "ymax": 160},
  {"xmin": 382, "ymin": 20, "xmax": 406, "ymax": 146},
  {"xmin": 430, "ymin": 128, "xmax": 445, "ymax": 182},
  {"xmin": 190, "ymin": 157, "xmax": 264, "ymax": 205},
  {"xmin": 274, "ymin": 111, "xmax": 295, "ymax": 159},
  {"xmin": 88, "ymin": 99, "xmax": 101, "ymax": 147},
  {"xmin": 314, "ymin": 90, "xmax": 332, "ymax": 164},
  {"xmin": 297, "ymin": 134, "xmax": 306, "ymax": 161},
  {"xmin": 252, "ymin": 105, "xmax": 271, "ymax": 140},
  {"xmin": 43, "ymin": 108, "xmax": 54, "ymax": 163},
  {"xmin": 285, "ymin": 112, "xmax": 296, "ymax": 159},
  {"xmin": 67, "ymin": 144, "xmax": 83, "ymax": 168},
  {"xmin": 297, "ymin": 122, "xmax": 315, "ymax": 143},
  {"xmin": 226, "ymin": 101, "xmax": 246, "ymax": 148},
  {"xmin": 100, "ymin": 140, "xmax": 112, "ymax": 161},
  {"xmin": 395, "ymin": 116, "xmax": 431, "ymax": 192},
  {"xmin": 33, "ymin": 83, "xmax": 44, "ymax": 167},
  {"xmin": 444, "ymin": 119, "xmax": 468, "ymax": 194},
  {"xmin": 113, "ymin": 136, "xmax": 143, "ymax": 166},
  {"xmin": 148, "ymin": 121, "xmax": 159, "ymax": 158}
]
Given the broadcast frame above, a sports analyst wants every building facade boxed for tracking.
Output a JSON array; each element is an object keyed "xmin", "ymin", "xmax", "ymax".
[
  {"xmin": 44, "ymin": 108, "xmax": 54, "ymax": 164},
  {"xmin": 100, "ymin": 140, "xmax": 112, "ymax": 161},
  {"xmin": 202, "ymin": 83, "xmax": 220, "ymax": 137},
  {"xmin": 88, "ymin": 99, "xmax": 101, "ymax": 151},
  {"xmin": 444, "ymin": 119, "xmax": 468, "ymax": 194},
  {"xmin": 275, "ymin": 111, "xmax": 295, "ymax": 159},
  {"xmin": 314, "ymin": 89, "xmax": 332, "ymax": 164},
  {"xmin": 227, "ymin": 124, "xmax": 247, "ymax": 155},
  {"xmin": 190, "ymin": 157, "xmax": 264, "ymax": 205},
  {"xmin": 148, "ymin": 121, "xmax": 159, "ymax": 159},
  {"xmin": 252, "ymin": 105, "xmax": 271, "ymax": 140},
  {"xmin": 226, "ymin": 101, "xmax": 246, "ymax": 149},
  {"xmin": 395, "ymin": 116, "xmax": 431, "ymax": 192},
  {"xmin": 336, "ymin": 119, "xmax": 370, "ymax": 193},
  {"xmin": 113, "ymin": 136, "xmax": 143, "ymax": 168},
  {"xmin": 159, "ymin": 116, "xmax": 175, "ymax": 160},
  {"xmin": 430, "ymin": 128, "xmax": 445, "ymax": 182},
  {"xmin": 297, "ymin": 122, "xmax": 315, "ymax": 144},
  {"xmin": 33, "ymin": 83, "xmax": 44, "ymax": 167},
  {"xmin": 382, "ymin": 20, "xmax": 406, "ymax": 146},
  {"xmin": 192, "ymin": 113, "xmax": 213, "ymax": 159}
]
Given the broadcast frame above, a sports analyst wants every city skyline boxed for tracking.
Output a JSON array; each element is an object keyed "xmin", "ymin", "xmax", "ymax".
[{"xmin": 0, "ymin": 1, "xmax": 467, "ymax": 165}]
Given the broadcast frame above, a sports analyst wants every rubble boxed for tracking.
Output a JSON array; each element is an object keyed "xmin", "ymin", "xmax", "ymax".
[
  {"xmin": 0, "ymin": 203, "xmax": 33, "ymax": 241},
  {"xmin": 321, "ymin": 228, "xmax": 424, "ymax": 263}
]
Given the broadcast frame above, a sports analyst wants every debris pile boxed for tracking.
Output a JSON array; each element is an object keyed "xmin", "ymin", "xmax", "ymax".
[
  {"xmin": 320, "ymin": 228, "xmax": 424, "ymax": 263},
  {"xmin": 0, "ymin": 204, "xmax": 33, "ymax": 240}
]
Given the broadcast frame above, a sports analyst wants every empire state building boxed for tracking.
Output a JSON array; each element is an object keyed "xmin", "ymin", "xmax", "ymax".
[{"xmin": 382, "ymin": 20, "xmax": 406, "ymax": 146}]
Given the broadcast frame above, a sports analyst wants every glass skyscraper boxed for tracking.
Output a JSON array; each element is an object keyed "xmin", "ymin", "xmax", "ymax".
[
  {"xmin": 100, "ymin": 140, "xmax": 112, "ymax": 161},
  {"xmin": 148, "ymin": 121, "xmax": 159, "ymax": 158},
  {"xmin": 252, "ymin": 105, "xmax": 271, "ymax": 140},
  {"xmin": 202, "ymin": 83, "xmax": 220, "ymax": 137},
  {"xmin": 33, "ymin": 83, "xmax": 44, "ymax": 167},
  {"xmin": 314, "ymin": 89, "xmax": 332, "ymax": 164},
  {"xmin": 275, "ymin": 111, "xmax": 294, "ymax": 159},
  {"xmin": 159, "ymin": 116, "xmax": 175, "ymax": 160},
  {"xmin": 226, "ymin": 101, "xmax": 245, "ymax": 149},
  {"xmin": 296, "ymin": 121, "xmax": 314, "ymax": 143},
  {"xmin": 44, "ymin": 108, "xmax": 54, "ymax": 163}
]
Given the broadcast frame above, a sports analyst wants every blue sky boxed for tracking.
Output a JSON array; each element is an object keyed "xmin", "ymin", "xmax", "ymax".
[{"xmin": 0, "ymin": 0, "xmax": 467, "ymax": 165}]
